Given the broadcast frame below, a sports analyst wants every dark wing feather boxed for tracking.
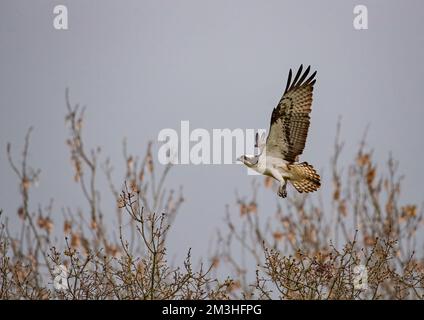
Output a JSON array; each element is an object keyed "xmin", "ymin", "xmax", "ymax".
[{"xmin": 266, "ymin": 65, "xmax": 317, "ymax": 162}]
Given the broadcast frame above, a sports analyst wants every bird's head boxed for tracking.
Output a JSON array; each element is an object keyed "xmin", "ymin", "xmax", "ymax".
[{"xmin": 237, "ymin": 155, "xmax": 259, "ymax": 168}]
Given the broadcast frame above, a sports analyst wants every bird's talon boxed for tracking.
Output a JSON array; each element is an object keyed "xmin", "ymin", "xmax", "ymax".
[{"xmin": 278, "ymin": 184, "xmax": 287, "ymax": 198}]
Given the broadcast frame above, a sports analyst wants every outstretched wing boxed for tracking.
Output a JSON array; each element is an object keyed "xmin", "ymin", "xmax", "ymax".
[
  {"xmin": 255, "ymin": 131, "xmax": 266, "ymax": 153},
  {"xmin": 265, "ymin": 65, "xmax": 316, "ymax": 162}
]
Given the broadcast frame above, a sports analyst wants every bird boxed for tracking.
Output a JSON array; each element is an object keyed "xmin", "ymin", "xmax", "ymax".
[{"xmin": 238, "ymin": 65, "xmax": 320, "ymax": 198}]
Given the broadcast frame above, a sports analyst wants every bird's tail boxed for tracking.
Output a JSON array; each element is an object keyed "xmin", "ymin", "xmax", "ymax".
[{"xmin": 289, "ymin": 162, "xmax": 321, "ymax": 194}]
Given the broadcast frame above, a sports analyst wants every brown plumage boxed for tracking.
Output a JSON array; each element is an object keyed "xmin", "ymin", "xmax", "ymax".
[
  {"xmin": 266, "ymin": 65, "xmax": 316, "ymax": 162},
  {"xmin": 288, "ymin": 162, "xmax": 321, "ymax": 193}
]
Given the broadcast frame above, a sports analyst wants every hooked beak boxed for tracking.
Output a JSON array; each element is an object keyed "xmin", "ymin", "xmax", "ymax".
[{"xmin": 236, "ymin": 156, "xmax": 243, "ymax": 163}]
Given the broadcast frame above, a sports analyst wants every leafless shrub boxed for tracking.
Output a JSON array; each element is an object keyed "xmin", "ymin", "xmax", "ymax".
[
  {"xmin": 0, "ymin": 91, "xmax": 231, "ymax": 299},
  {"xmin": 1, "ymin": 93, "xmax": 423, "ymax": 299},
  {"xmin": 212, "ymin": 121, "xmax": 424, "ymax": 299}
]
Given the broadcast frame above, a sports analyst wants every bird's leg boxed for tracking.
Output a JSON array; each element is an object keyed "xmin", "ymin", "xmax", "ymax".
[{"xmin": 278, "ymin": 179, "xmax": 287, "ymax": 198}]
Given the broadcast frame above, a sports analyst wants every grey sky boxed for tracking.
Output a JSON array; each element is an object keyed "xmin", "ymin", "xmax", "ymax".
[{"xmin": 1, "ymin": 0, "xmax": 424, "ymax": 261}]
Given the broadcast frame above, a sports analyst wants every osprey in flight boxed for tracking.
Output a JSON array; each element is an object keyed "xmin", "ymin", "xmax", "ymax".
[{"xmin": 238, "ymin": 65, "xmax": 320, "ymax": 198}]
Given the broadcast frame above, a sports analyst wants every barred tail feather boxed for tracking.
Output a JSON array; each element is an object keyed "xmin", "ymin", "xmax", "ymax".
[{"xmin": 289, "ymin": 162, "xmax": 321, "ymax": 194}]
